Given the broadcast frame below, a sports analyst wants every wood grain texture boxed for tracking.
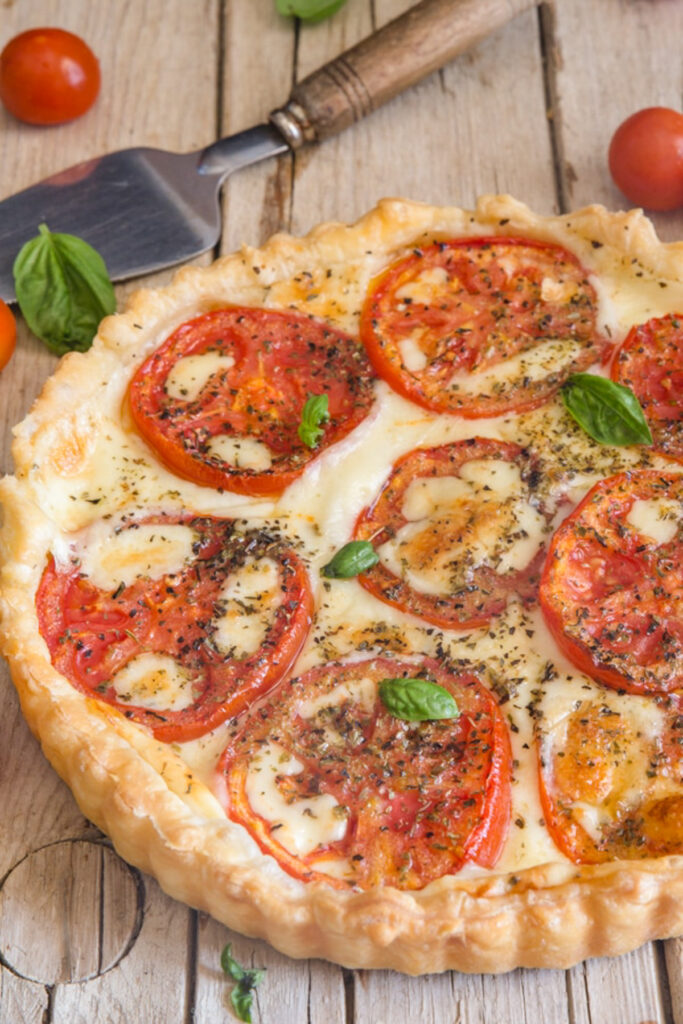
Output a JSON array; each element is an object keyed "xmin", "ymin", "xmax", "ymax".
[
  {"xmin": 0, "ymin": 841, "xmax": 138, "ymax": 984},
  {"xmin": 1, "ymin": 1, "xmax": 682, "ymax": 1021},
  {"xmin": 220, "ymin": 0, "xmax": 295, "ymax": 253},
  {"xmin": 548, "ymin": 0, "xmax": 683, "ymax": 238},
  {"xmin": 285, "ymin": 0, "xmax": 538, "ymax": 141},
  {"xmin": 0, "ymin": 971, "xmax": 48, "ymax": 1024},
  {"xmin": 49, "ymin": 878, "xmax": 190, "ymax": 1024}
]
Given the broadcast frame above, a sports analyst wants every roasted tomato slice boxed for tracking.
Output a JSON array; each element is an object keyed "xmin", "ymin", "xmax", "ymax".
[
  {"xmin": 360, "ymin": 236, "xmax": 609, "ymax": 418},
  {"xmin": 129, "ymin": 307, "xmax": 376, "ymax": 497},
  {"xmin": 36, "ymin": 515, "xmax": 313, "ymax": 742},
  {"xmin": 539, "ymin": 470, "xmax": 683, "ymax": 694},
  {"xmin": 538, "ymin": 691, "xmax": 683, "ymax": 862},
  {"xmin": 217, "ymin": 656, "xmax": 511, "ymax": 890},
  {"xmin": 611, "ymin": 313, "xmax": 683, "ymax": 461},
  {"xmin": 352, "ymin": 438, "xmax": 554, "ymax": 629}
]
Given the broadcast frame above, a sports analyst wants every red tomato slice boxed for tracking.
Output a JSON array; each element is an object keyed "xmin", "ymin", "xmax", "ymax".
[
  {"xmin": 352, "ymin": 438, "xmax": 554, "ymax": 629},
  {"xmin": 129, "ymin": 307, "xmax": 376, "ymax": 497},
  {"xmin": 611, "ymin": 313, "xmax": 683, "ymax": 461},
  {"xmin": 36, "ymin": 515, "xmax": 313, "ymax": 742},
  {"xmin": 360, "ymin": 237, "xmax": 609, "ymax": 418},
  {"xmin": 217, "ymin": 656, "xmax": 511, "ymax": 890},
  {"xmin": 539, "ymin": 470, "xmax": 683, "ymax": 694},
  {"xmin": 538, "ymin": 694, "xmax": 683, "ymax": 862}
]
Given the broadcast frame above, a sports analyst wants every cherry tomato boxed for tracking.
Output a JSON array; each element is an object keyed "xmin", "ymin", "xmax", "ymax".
[
  {"xmin": 608, "ymin": 107, "xmax": 683, "ymax": 211},
  {"xmin": 0, "ymin": 28, "xmax": 100, "ymax": 125},
  {"xmin": 0, "ymin": 299, "xmax": 16, "ymax": 371}
]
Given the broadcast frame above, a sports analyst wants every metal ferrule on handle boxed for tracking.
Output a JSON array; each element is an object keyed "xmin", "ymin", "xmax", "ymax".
[{"xmin": 270, "ymin": 0, "xmax": 537, "ymax": 148}]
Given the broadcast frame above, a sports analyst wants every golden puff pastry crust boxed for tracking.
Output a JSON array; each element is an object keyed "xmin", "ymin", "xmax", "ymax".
[{"xmin": 2, "ymin": 195, "xmax": 683, "ymax": 975}]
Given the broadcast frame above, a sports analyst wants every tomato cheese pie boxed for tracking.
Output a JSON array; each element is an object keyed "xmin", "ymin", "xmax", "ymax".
[{"xmin": 1, "ymin": 195, "xmax": 683, "ymax": 974}]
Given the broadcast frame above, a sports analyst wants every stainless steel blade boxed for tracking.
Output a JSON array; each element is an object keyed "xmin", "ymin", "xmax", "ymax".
[{"xmin": 0, "ymin": 124, "xmax": 289, "ymax": 303}]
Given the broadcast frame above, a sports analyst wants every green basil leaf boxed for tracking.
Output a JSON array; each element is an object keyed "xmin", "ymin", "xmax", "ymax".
[
  {"xmin": 220, "ymin": 943, "xmax": 246, "ymax": 982},
  {"xmin": 561, "ymin": 373, "xmax": 653, "ymax": 446},
  {"xmin": 13, "ymin": 224, "xmax": 116, "ymax": 355},
  {"xmin": 321, "ymin": 540, "xmax": 379, "ymax": 578},
  {"xmin": 298, "ymin": 392, "xmax": 330, "ymax": 448},
  {"xmin": 230, "ymin": 984, "xmax": 256, "ymax": 1024},
  {"xmin": 220, "ymin": 944, "xmax": 266, "ymax": 1023},
  {"xmin": 276, "ymin": 0, "xmax": 348, "ymax": 22},
  {"xmin": 378, "ymin": 677, "xmax": 459, "ymax": 722}
]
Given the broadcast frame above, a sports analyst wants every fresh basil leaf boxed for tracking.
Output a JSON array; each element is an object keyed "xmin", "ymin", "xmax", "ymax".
[
  {"xmin": 379, "ymin": 677, "xmax": 459, "ymax": 722},
  {"xmin": 13, "ymin": 223, "xmax": 116, "ymax": 355},
  {"xmin": 276, "ymin": 0, "xmax": 348, "ymax": 22},
  {"xmin": 321, "ymin": 539, "xmax": 379, "ymax": 578},
  {"xmin": 298, "ymin": 392, "xmax": 330, "ymax": 448},
  {"xmin": 561, "ymin": 373, "xmax": 653, "ymax": 446},
  {"xmin": 220, "ymin": 943, "xmax": 246, "ymax": 982},
  {"xmin": 230, "ymin": 983, "xmax": 257, "ymax": 1024},
  {"xmin": 220, "ymin": 944, "xmax": 266, "ymax": 1023}
]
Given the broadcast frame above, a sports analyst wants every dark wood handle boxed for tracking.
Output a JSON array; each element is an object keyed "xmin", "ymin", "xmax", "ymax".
[{"xmin": 271, "ymin": 0, "xmax": 538, "ymax": 146}]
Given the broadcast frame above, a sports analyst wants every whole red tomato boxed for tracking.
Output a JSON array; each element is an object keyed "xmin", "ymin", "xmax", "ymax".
[
  {"xmin": 0, "ymin": 300, "xmax": 17, "ymax": 372},
  {"xmin": 0, "ymin": 27, "xmax": 100, "ymax": 125},
  {"xmin": 608, "ymin": 107, "xmax": 683, "ymax": 211}
]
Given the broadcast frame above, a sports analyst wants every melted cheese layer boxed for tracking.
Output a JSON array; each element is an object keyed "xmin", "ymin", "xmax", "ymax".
[
  {"xmin": 245, "ymin": 742, "xmax": 347, "ymax": 857},
  {"xmin": 378, "ymin": 459, "xmax": 547, "ymax": 595}
]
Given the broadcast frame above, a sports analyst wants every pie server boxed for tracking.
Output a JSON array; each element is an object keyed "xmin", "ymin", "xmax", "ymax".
[{"xmin": 0, "ymin": 0, "xmax": 536, "ymax": 303}]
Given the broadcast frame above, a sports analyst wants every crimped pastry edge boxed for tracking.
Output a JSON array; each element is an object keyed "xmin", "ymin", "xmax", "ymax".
[{"xmin": 2, "ymin": 195, "xmax": 683, "ymax": 974}]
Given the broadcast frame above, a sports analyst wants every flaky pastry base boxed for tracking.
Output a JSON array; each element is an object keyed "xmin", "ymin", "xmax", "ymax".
[{"xmin": 2, "ymin": 195, "xmax": 683, "ymax": 975}]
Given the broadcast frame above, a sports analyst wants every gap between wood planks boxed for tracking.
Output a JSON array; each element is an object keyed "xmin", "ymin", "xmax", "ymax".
[{"xmin": 537, "ymin": 0, "xmax": 566, "ymax": 214}]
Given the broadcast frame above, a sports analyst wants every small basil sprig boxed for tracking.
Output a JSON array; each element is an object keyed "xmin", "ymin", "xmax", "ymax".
[
  {"xmin": 275, "ymin": 0, "xmax": 348, "ymax": 21},
  {"xmin": 13, "ymin": 223, "xmax": 116, "ymax": 355},
  {"xmin": 561, "ymin": 373, "xmax": 653, "ymax": 446},
  {"xmin": 322, "ymin": 539, "xmax": 379, "ymax": 578},
  {"xmin": 379, "ymin": 677, "xmax": 459, "ymax": 722},
  {"xmin": 220, "ymin": 944, "xmax": 266, "ymax": 1024},
  {"xmin": 298, "ymin": 392, "xmax": 330, "ymax": 448}
]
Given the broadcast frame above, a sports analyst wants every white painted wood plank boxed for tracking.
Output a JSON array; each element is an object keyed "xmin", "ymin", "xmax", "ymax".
[
  {"xmin": 50, "ymin": 876, "xmax": 191, "ymax": 1024},
  {"xmin": 0, "ymin": 840, "xmax": 139, "ymax": 985},
  {"xmin": 580, "ymin": 946, "xmax": 668, "ymax": 1024},
  {"xmin": 193, "ymin": 916, "xmax": 347, "ymax": 1024},
  {"xmin": 551, "ymin": 0, "xmax": 683, "ymax": 239},
  {"xmin": 220, "ymin": 0, "xmax": 296, "ymax": 254},
  {"xmin": 665, "ymin": 938, "xmax": 683, "ymax": 1024},
  {"xmin": 288, "ymin": 0, "xmax": 557, "ymax": 234},
  {"xmin": 0, "ymin": 667, "xmax": 91, "ymax": 873},
  {"xmin": 350, "ymin": 965, "xmax": 574, "ymax": 1024},
  {"xmin": 0, "ymin": 972, "xmax": 48, "ymax": 1024}
]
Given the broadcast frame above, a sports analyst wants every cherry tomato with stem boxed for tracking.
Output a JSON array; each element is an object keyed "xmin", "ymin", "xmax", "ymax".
[
  {"xmin": 0, "ymin": 300, "xmax": 17, "ymax": 372},
  {"xmin": 608, "ymin": 107, "xmax": 683, "ymax": 211},
  {"xmin": 0, "ymin": 28, "xmax": 100, "ymax": 125}
]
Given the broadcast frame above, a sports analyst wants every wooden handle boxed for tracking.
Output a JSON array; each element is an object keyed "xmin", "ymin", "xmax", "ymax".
[{"xmin": 270, "ymin": 0, "xmax": 538, "ymax": 146}]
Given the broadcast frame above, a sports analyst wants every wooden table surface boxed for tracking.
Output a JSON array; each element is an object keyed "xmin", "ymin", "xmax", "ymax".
[{"xmin": 1, "ymin": 2, "xmax": 683, "ymax": 1022}]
